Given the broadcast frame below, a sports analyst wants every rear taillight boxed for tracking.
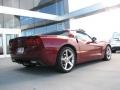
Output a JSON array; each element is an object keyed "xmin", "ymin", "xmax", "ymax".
[
  {"xmin": 35, "ymin": 38, "xmax": 42, "ymax": 46},
  {"xmin": 25, "ymin": 39, "xmax": 34, "ymax": 46},
  {"xmin": 25, "ymin": 37, "xmax": 44, "ymax": 48}
]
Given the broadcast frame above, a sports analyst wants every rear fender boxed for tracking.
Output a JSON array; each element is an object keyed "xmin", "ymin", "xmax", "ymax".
[{"xmin": 41, "ymin": 36, "xmax": 79, "ymax": 65}]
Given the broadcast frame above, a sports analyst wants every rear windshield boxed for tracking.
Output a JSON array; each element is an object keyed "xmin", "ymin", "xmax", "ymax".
[{"xmin": 43, "ymin": 31, "xmax": 68, "ymax": 36}]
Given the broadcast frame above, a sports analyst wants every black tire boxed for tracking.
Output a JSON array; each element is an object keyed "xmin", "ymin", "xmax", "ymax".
[
  {"xmin": 103, "ymin": 46, "xmax": 112, "ymax": 61},
  {"xmin": 56, "ymin": 47, "xmax": 75, "ymax": 73}
]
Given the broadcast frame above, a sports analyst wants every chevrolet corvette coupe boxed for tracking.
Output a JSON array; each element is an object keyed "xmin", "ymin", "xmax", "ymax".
[{"xmin": 9, "ymin": 30, "xmax": 112, "ymax": 72}]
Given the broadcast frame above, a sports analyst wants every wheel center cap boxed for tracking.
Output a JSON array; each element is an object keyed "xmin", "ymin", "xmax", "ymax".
[{"xmin": 65, "ymin": 58, "xmax": 69, "ymax": 63}]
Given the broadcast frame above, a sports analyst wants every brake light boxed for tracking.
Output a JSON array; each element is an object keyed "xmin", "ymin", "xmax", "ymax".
[
  {"xmin": 35, "ymin": 38, "xmax": 42, "ymax": 46},
  {"xmin": 25, "ymin": 39, "xmax": 34, "ymax": 46},
  {"xmin": 25, "ymin": 37, "xmax": 44, "ymax": 48}
]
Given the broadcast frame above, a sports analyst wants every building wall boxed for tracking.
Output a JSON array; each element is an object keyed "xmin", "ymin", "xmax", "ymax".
[
  {"xmin": 0, "ymin": 0, "xmax": 69, "ymax": 57},
  {"xmin": 21, "ymin": 0, "xmax": 69, "ymax": 36},
  {"xmin": 0, "ymin": 0, "xmax": 69, "ymax": 36},
  {"xmin": 0, "ymin": 28, "xmax": 21, "ymax": 57}
]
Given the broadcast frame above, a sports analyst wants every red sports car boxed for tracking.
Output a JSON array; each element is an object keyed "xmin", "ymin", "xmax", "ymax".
[{"xmin": 9, "ymin": 30, "xmax": 112, "ymax": 72}]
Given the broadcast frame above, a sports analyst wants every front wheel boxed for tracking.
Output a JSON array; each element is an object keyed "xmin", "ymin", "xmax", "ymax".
[
  {"xmin": 103, "ymin": 46, "xmax": 112, "ymax": 61},
  {"xmin": 56, "ymin": 47, "xmax": 75, "ymax": 73}
]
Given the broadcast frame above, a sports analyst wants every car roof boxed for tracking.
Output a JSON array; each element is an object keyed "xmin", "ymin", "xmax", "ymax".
[{"xmin": 42, "ymin": 29, "xmax": 86, "ymax": 35}]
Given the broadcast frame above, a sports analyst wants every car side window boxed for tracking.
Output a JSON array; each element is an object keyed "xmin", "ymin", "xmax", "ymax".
[{"xmin": 76, "ymin": 32, "xmax": 92, "ymax": 42}]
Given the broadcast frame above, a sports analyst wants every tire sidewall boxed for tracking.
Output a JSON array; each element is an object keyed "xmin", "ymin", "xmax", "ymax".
[
  {"xmin": 57, "ymin": 47, "xmax": 75, "ymax": 73},
  {"xmin": 104, "ymin": 46, "xmax": 112, "ymax": 61}
]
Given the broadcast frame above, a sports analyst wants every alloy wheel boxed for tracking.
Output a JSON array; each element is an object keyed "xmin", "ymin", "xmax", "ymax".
[
  {"xmin": 106, "ymin": 46, "xmax": 112, "ymax": 60},
  {"xmin": 60, "ymin": 48, "xmax": 75, "ymax": 71}
]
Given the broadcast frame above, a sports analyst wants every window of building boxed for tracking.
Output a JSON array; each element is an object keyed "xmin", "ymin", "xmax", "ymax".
[
  {"xmin": 6, "ymin": 34, "xmax": 18, "ymax": 54},
  {"xmin": 20, "ymin": 16, "xmax": 35, "ymax": 25},
  {"xmin": 0, "ymin": 14, "xmax": 3, "ymax": 28},
  {"xmin": 3, "ymin": 0, "xmax": 19, "ymax": 8},
  {"xmin": 20, "ymin": 0, "xmax": 34, "ymax": 10},
  {"xmin": 34, "ymin": 27, "xmax": 46, "ymax": 35},
  {"xmin": 57, "ymin": 22, "xmax": 65, "ymax": 31},
  {"xmin": 22, "ymin": 21, "xmax": 67, "ymax": 36},
  {"xmin": 20, "ymin": 0, "xmax": 69, "ymax": 36},
  {"xmin": 0, "ymin": 34, "xmax": 3, "ymax": 55},
  {"xmin": 0, "ymin": 0, "xmax": 3, "ymax": 5},
  {"xmin": 37, "ymin": 0, "xmax": 65, "ymax": 15},
  {"xmin": 40, "ymin": 3, "xmax": 57, "ymax": 15},
  {"xmin": 46, "ymin": 24, "xmax": 57, "ymax": 33},
  {"xmin": 22, "ymin": 29, "xmax": 35, "ymax": 36},
  {"xmin": 20, "ymin": 0, "xmax": 65, "ymax": 27},
  {"xmin": 56, "ymin": 0, "xmax": 65, "ymax": 15},
  {"xmin": 4, "ymin": 14, "xmax": 20, "ymax": 28}
]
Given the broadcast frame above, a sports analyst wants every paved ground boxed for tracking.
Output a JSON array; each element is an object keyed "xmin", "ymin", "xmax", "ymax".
[{"xmin": 0, "ymin": 53, "xmax": 120, "ymax": 90}]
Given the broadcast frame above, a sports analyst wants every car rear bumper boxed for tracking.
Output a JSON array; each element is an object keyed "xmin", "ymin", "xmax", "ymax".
[
  {"xmin": 11, "ymin": 57, "xmax": 46, "ymax": 66},
  {"xmin": 10, "ymin": 48, "xmax": 58, "ymax": 66}
]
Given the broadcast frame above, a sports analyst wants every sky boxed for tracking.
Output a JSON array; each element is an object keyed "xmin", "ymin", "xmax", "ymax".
[{"xmin": 68, "ymin": 0, "xmax": 120, "ymax": 41}]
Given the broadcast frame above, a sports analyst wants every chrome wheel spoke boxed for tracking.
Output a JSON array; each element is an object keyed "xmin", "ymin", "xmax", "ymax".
[
  {"xmin": 61, "ymin": 48, "xmax": 75, "ymax": 71},
  {"xmin": 68, "ymin": 54, "xmax": 73, "ymax": 60},
  {"xmin": 106, "ymin": 47, "xmax": 111, "ymax": 59},
  {"xmin": 61, "ymin": 57, "xmax": 66, "ymax": 61},
  {"xmin": 68, "ymin": 61, "xmax": 73, "ymax": 67},
  {"xmin": 65, "ymin": 50, "xmax": 68, "ymax": 58},
  {"xmin": 64, "ymin": 63, "xmax": 68, "ymax": 70}
]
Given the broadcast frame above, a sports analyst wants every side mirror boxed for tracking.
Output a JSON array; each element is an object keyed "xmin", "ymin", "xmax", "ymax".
[{"xmin": 92, "ymin": 37, "xmax": 97, "ymax": 42}]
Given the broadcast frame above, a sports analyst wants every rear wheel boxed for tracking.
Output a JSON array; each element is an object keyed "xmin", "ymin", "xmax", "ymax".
[
  {"xmin": 56, "ymin": 47, "xmax": 75, "ymax": 73},
  {"xmin": 103, "ymin": 46, "xmax": 112, "ymax": 61}
]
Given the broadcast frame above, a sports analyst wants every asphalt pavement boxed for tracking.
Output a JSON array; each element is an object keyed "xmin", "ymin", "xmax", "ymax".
[{"xmin": 0, "ymin": 52, "xmax": 120, "ymax": 90}]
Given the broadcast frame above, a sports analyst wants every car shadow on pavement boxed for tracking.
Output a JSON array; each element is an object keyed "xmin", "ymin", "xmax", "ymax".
[
  {"xmin": 74, "ymin": 60, "xmax": 104, "ymax": 70},
  {"xmin": 0, "ymin": 66, "xmax": 61, "ymax": 86},
  {"xmin": 15, "ymin": 59, "xmax": 105, "ymax": 75},
  {"xmin": 0, "ymin": 59, "xmax": 105, "ymax": 86},
  {"xmin": 15, "ymin": 66, "xmax": 59, "ymax": 75},
  {"xmin": 16, "ymin": 60, "xmax": 103, "ymax": 74},
  {"xmin": 15, "ymin": 59, "xmax": 104, "ymax": 76}
]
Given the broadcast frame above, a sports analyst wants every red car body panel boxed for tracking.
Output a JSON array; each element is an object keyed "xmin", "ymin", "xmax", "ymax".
[
  {"xmin": 9, "ymin": 30, "xmax": 108, "ymax": 66},
  {"xmin": 40, "ymin": 35, "xmax": 80, "ymax": 65}
]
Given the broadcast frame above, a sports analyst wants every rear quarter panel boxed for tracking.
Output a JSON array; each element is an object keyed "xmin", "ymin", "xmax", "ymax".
[{"xmin": 40, "ymin": 36, "xmax": 80, "ymax": 65}]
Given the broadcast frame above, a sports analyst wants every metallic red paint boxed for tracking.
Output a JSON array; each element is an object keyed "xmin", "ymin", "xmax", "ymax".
[{"xmin": 9, "ymin": 30, "xmax": 109, "ymax": 66}]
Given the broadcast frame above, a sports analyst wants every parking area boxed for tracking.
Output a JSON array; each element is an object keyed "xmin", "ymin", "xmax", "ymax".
[{"xmin": 0, "ymin": 53, "xmax": 120, "ymax": 90}]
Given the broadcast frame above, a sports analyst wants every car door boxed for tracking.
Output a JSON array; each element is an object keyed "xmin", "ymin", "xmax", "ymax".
[{"xmin": 76, "ymin": 31, "xmax": 102, "ymax": 63}]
